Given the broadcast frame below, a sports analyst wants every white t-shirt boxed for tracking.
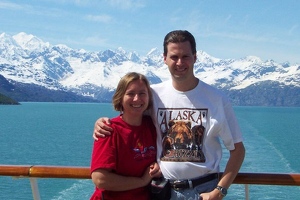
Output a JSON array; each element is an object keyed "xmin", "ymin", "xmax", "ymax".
[{"xmin": 150, "ymin": 79, "xmax": 243, "ymax": 180}]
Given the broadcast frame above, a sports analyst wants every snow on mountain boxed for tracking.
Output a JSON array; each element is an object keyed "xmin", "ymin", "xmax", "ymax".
[
  {"xmin": 12, "ymin": 32, "xmax": 50, "ymax": 51},
  {"xmin": 0, "ymin": 32, "xmax": 299, "ymax": 101}
]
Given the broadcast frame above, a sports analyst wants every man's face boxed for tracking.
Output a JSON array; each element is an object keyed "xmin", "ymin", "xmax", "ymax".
[{"xmin": 163, "ymin": 41, "xmax": 197, "ymax": 82}]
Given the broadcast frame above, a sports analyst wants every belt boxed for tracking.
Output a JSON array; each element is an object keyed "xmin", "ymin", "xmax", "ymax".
[{"xmin": 169, "ymin": 173, "xmax": 218, "ymax": 190}]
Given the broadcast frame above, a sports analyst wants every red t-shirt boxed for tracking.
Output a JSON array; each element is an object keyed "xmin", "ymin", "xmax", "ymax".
[{"xmin": 90, "ymin": 115, "xmax": 157, "ymax": 200}]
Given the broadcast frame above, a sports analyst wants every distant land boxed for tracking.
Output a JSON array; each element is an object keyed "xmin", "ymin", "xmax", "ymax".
[
  {"xmin": 0, "ymin": 93, "xmax": 20, "ymax": 105},
  {"xmin": 0, "ymin": 74, "xmax": 98, "ymax": 103},
  {"xmin": 0, "ymin": 32, "xmax": 299, "ymax": 106}
]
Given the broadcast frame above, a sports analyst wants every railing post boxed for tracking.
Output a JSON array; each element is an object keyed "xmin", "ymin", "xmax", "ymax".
[
  {"xmin": 245, "ymin": 184, "xmax": 249, "ymax": 200},
  {"xmin": 30, "ymin": 178, "xmax": 41, "ymax": 200}
]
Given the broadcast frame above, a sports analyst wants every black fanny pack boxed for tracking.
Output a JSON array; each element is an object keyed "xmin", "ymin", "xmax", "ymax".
[{"xmin": 150, "ymin": 177, "xmax": 171, "ymax": 200}]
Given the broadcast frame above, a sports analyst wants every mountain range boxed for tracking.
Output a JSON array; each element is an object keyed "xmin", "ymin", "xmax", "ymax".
[{"xmin": 0, "ymin": 32, "xmax": 299, "ymax": 106}]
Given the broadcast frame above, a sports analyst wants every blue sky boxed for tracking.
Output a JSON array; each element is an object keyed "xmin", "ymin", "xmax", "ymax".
[{"xmin": 0, "ymin": 0, "xmax": 299, "ymax": 64}]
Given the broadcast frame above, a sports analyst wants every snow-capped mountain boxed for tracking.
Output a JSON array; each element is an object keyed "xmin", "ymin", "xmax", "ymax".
[{"xmin": 0, "ymin": 32, "xmax": 299, "ymax": 105}]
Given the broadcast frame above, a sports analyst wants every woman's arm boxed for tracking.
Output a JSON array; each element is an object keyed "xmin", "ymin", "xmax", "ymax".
[{"xmin": 91, "ymin": 166, "xmax": 153, "ymax": 191}]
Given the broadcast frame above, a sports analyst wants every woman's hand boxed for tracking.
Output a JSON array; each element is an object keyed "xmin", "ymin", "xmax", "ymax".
[{"xmin": 149, "ymin": 162, "xmax": 162, "ymax": 178}]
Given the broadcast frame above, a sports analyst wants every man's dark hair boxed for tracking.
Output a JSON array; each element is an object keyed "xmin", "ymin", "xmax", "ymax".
[{"xmin": 163, "ymin": 30, "xmax": 197, "ymax": 56}]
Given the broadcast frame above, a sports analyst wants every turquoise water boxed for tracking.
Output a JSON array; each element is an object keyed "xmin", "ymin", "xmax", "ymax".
[{"xmin": 1, "ymin": 103, "xmax": 300, "ymax": 199}]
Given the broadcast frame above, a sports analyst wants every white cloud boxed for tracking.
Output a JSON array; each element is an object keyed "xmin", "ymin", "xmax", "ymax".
[
  {"xmin": 0, "ymin": 1, "xmax": 23, "ymax": 10},
  {"xmin": 104, "ymin": 0, "xmax": 145, "ymax": 10},
  {"xmin": 225, "ymin": 14, "xmax": 232, "ymax": 22},
  {"xmin": 83, "ymin": 35, "xmax": 112, "ymax": 49},
  {"xmin": 288, "ymin": 24, "xmax": 299, "ymax": 36},
  {"xmin": 85, "ymin": 14, "xmax": 112, "ymax": 23}
]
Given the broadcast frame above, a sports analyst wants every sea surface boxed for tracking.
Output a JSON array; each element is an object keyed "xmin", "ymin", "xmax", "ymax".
[{"xmin": 1, "ymin": 103, "xmax": 300, "ymax": 200}]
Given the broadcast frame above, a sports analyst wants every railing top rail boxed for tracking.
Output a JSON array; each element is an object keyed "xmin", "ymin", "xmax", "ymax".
[
  {"xmin": 1, "ymin": 165, "xmax": 300, "ymax": 186},
  {"xmin": 0, "ymin": 165, "xmax": 90, "ymax": 179},
  {"xmin": 232, "ymin": 172, "xmax": 300, "ymax": 186}
]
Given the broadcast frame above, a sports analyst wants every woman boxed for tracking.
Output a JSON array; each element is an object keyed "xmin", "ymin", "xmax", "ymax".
[{"xmin": 90, "ymin": 72, "xmax": 160, "ymax": 200}]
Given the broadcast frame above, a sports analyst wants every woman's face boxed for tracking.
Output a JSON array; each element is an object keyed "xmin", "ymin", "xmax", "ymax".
[{"xmin": 121, "ymin": 79, "xmax": 149, "ymax": 117}]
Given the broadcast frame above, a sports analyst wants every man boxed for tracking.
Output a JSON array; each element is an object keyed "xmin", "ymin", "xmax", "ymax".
[{"xmin": 94, "ymin": 30, "xmax": 245, "ymax": 200}]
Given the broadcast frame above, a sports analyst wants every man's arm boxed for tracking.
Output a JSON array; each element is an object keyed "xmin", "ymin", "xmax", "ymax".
[
  {"xmin": 200, "ymin": 142, "xmax": 245, "ymax": 200},
  {"xmin": 217, "ymin": 142, "xmax": 245, "ymax": 188},
  {"xmin": 93, "ymin": 117, "xmax": 113, "ymax": 140}
]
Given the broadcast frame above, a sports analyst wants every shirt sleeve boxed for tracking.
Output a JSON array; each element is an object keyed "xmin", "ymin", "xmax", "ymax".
[{"xmin": 90, "ymin": 133, "xmax": 117, "ymax": 173}]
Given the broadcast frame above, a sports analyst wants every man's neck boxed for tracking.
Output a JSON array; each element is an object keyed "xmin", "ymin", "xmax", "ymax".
[{"xmin": 172, "ymin": 77, "xmax": 199, "ymax": 92}]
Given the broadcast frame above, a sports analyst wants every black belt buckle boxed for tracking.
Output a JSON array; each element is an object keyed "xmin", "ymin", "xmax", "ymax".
[
  {"xmin": 172, "ymin": 180, "xmax": 188, "ymax": 190},
  {"xmin": 172, "ymin": 180, "xmax": 186, "ymax": 190},
  {"xmin": 171, "ymin": 173, "xmax": 218, "ymax": 190}
]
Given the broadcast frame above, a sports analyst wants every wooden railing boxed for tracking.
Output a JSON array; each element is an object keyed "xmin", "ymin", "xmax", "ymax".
[
  {"xmin": 0, "ymin": 165, "xmax": 90, "ymax": 179},
  {"xmin": 1, "ymin": 165, "xmax": 300, "ymax": 199}
]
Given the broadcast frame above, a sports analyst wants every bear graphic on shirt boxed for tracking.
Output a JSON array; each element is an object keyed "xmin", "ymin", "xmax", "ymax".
[{"xmin": 161, "ymin": 120, "xmax": 205, "ymax": 162}]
